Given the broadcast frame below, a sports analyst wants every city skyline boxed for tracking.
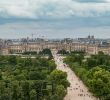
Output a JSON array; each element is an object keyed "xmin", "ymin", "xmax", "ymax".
[
  {"xmin": 0, "ymin": 1, "xmax": 110, "ymax": 99},
  {"xmin": 0, "ymin": 0, "xmax": 110, "ymax": 38}
]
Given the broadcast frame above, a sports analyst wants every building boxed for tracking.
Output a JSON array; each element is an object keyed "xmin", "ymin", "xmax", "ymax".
[{"xmin": 0, "ymin": 36, "xmax": 110, "ymax": 55}]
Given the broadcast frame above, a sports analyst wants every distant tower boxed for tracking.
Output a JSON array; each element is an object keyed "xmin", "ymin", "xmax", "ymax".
[
  {"xmin": 88, "ymin": 35, "xmax": 90, "ymax": 39},
  {"xmin": 27, "ymin": 36, "xmax": 29, "ymax": 40},
  {"xmin": 31, "ymin": 33, "xmax": 34, "ymax": 39},
  {"xmin": 91, "ymin": 35, "xmax": 94, "ymax": 39}
]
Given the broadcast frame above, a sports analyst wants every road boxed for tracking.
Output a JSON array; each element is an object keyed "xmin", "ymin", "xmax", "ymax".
[{"xmin": 52, "ymin": 51, "xmax": 98, "ymax": 100}]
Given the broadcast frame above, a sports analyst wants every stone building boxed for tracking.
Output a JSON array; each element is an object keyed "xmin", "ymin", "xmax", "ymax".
[{"xmin": 1, "ymin": 37, "xmax": 110, "ymax": 55}]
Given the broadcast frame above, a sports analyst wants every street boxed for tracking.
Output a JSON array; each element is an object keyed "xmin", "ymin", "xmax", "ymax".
[{"xmin": 52, "ymin": 51, "xmax": 98, "ymax": 100}]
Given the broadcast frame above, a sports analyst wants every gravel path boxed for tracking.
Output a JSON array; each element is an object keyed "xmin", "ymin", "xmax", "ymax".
[{"xmin": 52, "ymin": 52, "xmax": 98, "ymax": 100}]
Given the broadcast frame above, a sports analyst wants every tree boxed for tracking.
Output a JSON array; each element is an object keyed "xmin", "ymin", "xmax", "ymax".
[
  {"xmin": 65, "ymin": 53, "xmax": 110, "ymax": 100},
  {"xmin": 56, "ymin": 85, "xmax": 66, "ymax": 100},
  {"xmin": 29, "ymin": 71, "xmax": 45, "ymax": 80},
  {"xmin": 8, "ymin": 56, "xmax": 17, "ymax": 65},
  {"xmin": 86, "ymin": 58, "xmax": 97, "ymax": 68},
  {"xmin": 48, "ymin": 60, "xmax": 56, "ymax": 72},
  {"xmin": 98, "ymin": 51, "xmax": 104, "ymax": 55},
  {"xmin": 0, "ymin": 55, "xmax": 68, "ymax": 100},
  {"xmin": 39, "ymin": 48, "xmax": 52, "ymax": 55},
  {"xmin": 87, "ymin": 67, "xmax": 110, "ymax": 99},
  {"xmin": 50, "ymin": 70, "xmax": 69, "ymax": 88},
  {"xmin": 57, "ymin": 49, "xmax": 69, "ymax": 55},
  {"xmin": 0, "ymin": 69, "xmax": 2, "ymax": 80},
  {"xmin": 29, "ymin": 89, "xmax": 37, "ymax": 100},
  {"xmin": 24, "ymin": 57, "xmax": 32, "ymax": 66}
]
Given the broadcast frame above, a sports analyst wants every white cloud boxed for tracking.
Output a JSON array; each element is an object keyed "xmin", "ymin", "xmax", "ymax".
[
  {"xmin": 106, "ymin": 0, "xmax": 110, "ymax": 2},
  {"xmin": 0, "ymin": 21, "xmax": 110, "ymax": 39},
  {"xmin": 0, "ymin": 0, "xmax": 110, "ymax": 18}
]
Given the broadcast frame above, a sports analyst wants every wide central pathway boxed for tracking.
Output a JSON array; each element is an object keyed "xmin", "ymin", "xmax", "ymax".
[{"xmin": 52, "ymin": 51, "xmax": 98, "ymax": 100}]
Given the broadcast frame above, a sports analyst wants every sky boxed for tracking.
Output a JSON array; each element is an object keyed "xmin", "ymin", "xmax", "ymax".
[{"xmin": 0, "ymin": 0, "xmax": 110, "ymax": 39}]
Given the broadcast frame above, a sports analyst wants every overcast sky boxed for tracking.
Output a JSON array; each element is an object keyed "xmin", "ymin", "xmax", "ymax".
[{"xmin": 0, "ymin": 0, "xmax": 110, "ymax": 39}]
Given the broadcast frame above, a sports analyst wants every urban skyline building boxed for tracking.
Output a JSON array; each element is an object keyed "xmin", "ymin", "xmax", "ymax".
[{"xmin": 0, "ymin": 35, "xmax": 110, "ymax": 55}]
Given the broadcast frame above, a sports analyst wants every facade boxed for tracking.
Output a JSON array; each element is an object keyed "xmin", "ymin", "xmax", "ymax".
[{"xmin": 0, "ymin": 36, "xmax": 110, "ymax": 55}]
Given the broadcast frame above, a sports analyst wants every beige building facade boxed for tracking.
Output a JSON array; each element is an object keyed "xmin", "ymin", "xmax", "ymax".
[{"xmin": 1, "ymin": 41, "xmax": 110, "ymax": 55}]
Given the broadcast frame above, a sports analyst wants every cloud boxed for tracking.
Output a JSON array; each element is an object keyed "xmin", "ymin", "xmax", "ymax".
[
  {"xmin": 0, "ymin": 21, "xmax": 110, "ymax": 39},
  {"xmin": 0, "ymin": 0, "xmax": 110, "ymax": 19},
  {"xmin": 0, "ymin": 0, "xmax": 110, "ymax": 39},
  {"xmin": 75, "ymin": 0, "xmax": 108, "ymax": 3}
]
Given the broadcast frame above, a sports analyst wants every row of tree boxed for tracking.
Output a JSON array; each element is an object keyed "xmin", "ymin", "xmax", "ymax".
[
  {"xmin": 64, "ymin": 51, "xmax": 110, "ymax": 100},
  {"xmin": 0, "ymin": 51, "xmax": 69, "ymax": 100}
]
